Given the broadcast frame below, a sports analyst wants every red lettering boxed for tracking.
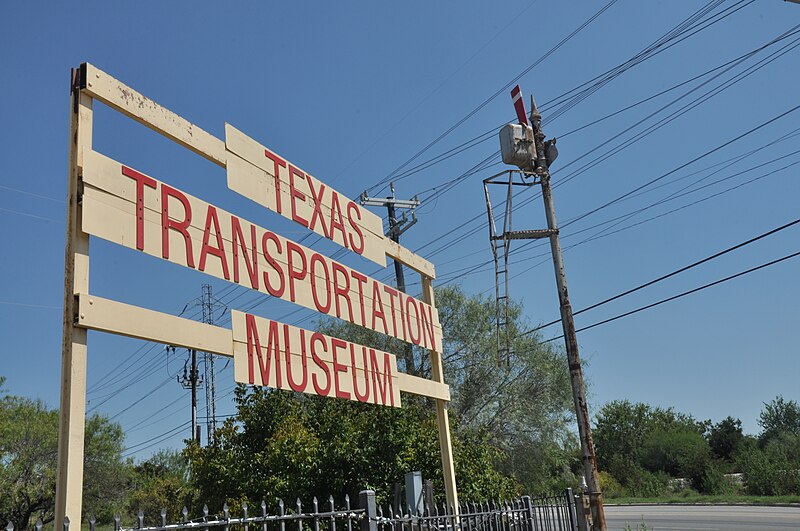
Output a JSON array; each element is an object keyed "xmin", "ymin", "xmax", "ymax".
[
  {"xmin": 346, "ymin": 201, "xmax": 365, "ymax": 254},
  {"xmin": 350, "ymin": 270, "xmax": 368, "ymax": 325},
  {"xmin": 310, "ymin": 253, "xmax": 332, "ymax": 313},
  {"xmin": 331, "ymin": 338, "xmax": 350, "ymax": 400},
  {"xmin": 289, "ymin": 165, "xmax": 309, "ymax": 227},
  {"xmin": 370, "ymin": 349, "xmax": 395, "ymax": 406},
  {"xmin": 405, "ymin": 296, "xmax": 421, "ymax": 346},
  {"xmin": 382, "ymin": 285, "xmax": 399, "ymax": 337},
  {"xmin": 286, "ymin": 240, "xmax": 308, "ymax": 302},
  {"xmin": 328, "ymin": 192, "xmax": 346, "ymax": 243},
  {"xmin": 198, "ymin": 205, "xmax": 230, "ymax": 280},
  {"xmin": 264, "ymin": 149, "xmax": 286, "ymax": 214},
  {"xmin": 420, "ymin": 304, "xmax": 435, "ymax": 351},
  {"xmin": 310, "ymin": 333, "xmax": 331, "ymax": 396},
  {"xmin": 246, "ymin": 314, "xmax": 282, "ymax": 387},
  {"xmin": 332, "ymin": 263, "xmax": 354, "ymax": 322},
  {"xmin": 306, "ymin": 177, "xmax": 330, "ymax": 238},
  {"xmin": 351, "ymin": 344, "xmax": 371, "ymax": 403},
  {"xmin": 231, "ymin": 217, "xmax": 259, "ymax": 289},
  {"xmin": 285, "ymin": 326, "xmax": 308, "ymax": 393},
  {"xmin": 121, "ymin": 166, "xmax": 156, "ymax": 251},
  {"xmin": 261, "ymin": 231, "xmax": 285, "ymax": 297},
  {"xmin": 161, "ymin": 184, "xmax": 195, "ymax": 268},
  {"xmin": 371, "ymin": 281, "xmax": 388, "ymax": 334}
]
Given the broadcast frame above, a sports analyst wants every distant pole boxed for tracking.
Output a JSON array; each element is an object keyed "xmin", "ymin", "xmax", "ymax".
[
  {"xmin": 177, "ymin": 346, "xmax": 202, "ymax": 443},
  {"xmin": 360, "ymin": 184, "xmax": 420, "ymax": 373},
  {"xmin": 386, "ymin": 200, "xmax": 406, "ymax": 293},
  {"xmin": 200, "ymin": 284, "xmax": 217, "ymax": 443},
  {"xmin": 529, "ymin": 95, "xmax": 607, "ymax": 530},
  {"xmin": 361, "ymin": 183, "xmax": 419, "ymax": 293},
  {"xmin": 190, "ymin": 349, "xmax": 198, "ymax": 442}
]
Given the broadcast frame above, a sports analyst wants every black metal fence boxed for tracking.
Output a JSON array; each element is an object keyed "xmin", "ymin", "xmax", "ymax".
[{"xmin": 4, "ymin": 490, "xmax": 578, "ymax": 531}]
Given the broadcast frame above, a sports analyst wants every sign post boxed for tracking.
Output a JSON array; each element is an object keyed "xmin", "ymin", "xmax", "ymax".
[{"xmin": 55, "ymin": 63, "xmax": 459, "ymax": 528}]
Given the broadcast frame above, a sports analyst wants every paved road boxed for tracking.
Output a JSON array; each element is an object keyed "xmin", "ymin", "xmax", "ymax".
[{"xmin": 604, "ymin": 505, "xmax": 800, "ymax": 530}]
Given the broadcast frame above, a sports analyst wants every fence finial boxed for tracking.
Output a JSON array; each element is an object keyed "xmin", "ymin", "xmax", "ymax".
[
  {"xmin": 63, "ymin": 516, "xmax": 70, "ymax": 531},
  {"xmin": 6, "ymin": 521, "xmax": 14, "ymax": 531}
]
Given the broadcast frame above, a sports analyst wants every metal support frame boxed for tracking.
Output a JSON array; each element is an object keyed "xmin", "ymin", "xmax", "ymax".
[{"xmin": 482, "ymin": 170, "xmax": 539, "ymax": 366}]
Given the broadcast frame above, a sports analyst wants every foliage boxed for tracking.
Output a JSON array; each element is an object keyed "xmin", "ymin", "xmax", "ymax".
[
  {"xmin": 183, "ymin": 285, "xmax": 582, "ymax": 509},
  {"xmin": 0, "ymin": 378, "xmax": 129, "ymax": 529},
  {"xmin": 699, "ymin": 461, "xmax": 739, "ymax": 496},
  {"xmin": 737, "ymin": 432, "xmax": 800, "ymax": 495},
  {"xmin": 127, "ymin": 450, "xmax": 195, "ymax": 525},
  {"xmin": 640, "ymin": 428, "xmax": 710, "ymax": 489},
  {"xmin": 597, "ymin": 471, "xmax": 626, "ymax": 499},
  {"xmin": 758, "ymin": 396, "xmax": 800, "ymax": 446},
  {"xmin": 593, "ymin": 400, "xmax": 707, "ymax": 490},
  {"xmin": 318, "ymin": 285, "xmax": 578, "ymax": 494},
  {"xmin": 185, "ymin": 387, "xmax": 519, "ymax": 511},
  {"xmin": 708, "ymin": 416, "xmax": 743, "ymax": 461}
]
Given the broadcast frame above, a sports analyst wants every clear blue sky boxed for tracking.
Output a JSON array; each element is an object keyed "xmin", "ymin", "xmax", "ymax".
[{"xmin": 1, "ymin": 1, "xmax": 798, "ymax": 460}]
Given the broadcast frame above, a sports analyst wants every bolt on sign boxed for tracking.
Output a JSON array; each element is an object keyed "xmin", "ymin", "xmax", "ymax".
[{"xmin": 56, "ymin": 63, "xmax": 459, "ymax": 531}]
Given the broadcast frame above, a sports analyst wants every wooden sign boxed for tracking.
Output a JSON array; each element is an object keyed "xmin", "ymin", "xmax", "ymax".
[
  {"xmin": 232, "ymin": 311, "xmax": 401, "ymax": 407},
  {"xmin": 226, "ymin": 124, "xmax": 387, "ymax": 267},
  {"xmin": 80, "ymin": 149, "xmax": 443, "ymax": 352},
  {"xmin": 58, "ymin": 63, "xmax": 459, "ymax": 528}
]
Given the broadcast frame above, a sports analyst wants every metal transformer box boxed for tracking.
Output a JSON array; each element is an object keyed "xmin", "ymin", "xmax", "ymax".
[{"xmin": 499, "ymin": 123, "xmax": 536, "ymax": 170}]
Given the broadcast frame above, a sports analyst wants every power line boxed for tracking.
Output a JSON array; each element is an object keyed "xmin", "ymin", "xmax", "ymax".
[
  {"xmin": 523, "ymin": 216, "xmax": 800, "ymax": 336},
  {"xmin": 366, "ymin": 0, "xmax": 620, "ymax": 195},
  {"xmin": 541, "ymin": 248, "xmax": 800, "ymax": 343}
]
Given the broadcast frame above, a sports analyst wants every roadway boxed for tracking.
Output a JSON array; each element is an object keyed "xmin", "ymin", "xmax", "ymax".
[{"xmin": 604, "ymin": 505, "xmax": 800, "ymax": 530}]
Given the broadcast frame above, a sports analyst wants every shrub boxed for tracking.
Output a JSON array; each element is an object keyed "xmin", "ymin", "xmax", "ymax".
[
  {"xmin": 699, "ymin": 461, "xmax": 738, "ymax": 495},
  {"xmin": 598, "ymin": 471, "xmax": 626, "ymax": 498}
]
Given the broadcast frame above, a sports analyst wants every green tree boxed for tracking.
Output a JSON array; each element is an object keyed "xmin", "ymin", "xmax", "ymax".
[
  {"xmin": 593, "ymin": 400, "xmax": 708, "ymax": 492},
  {"xmin": 185, "ymin": 387, "xmax": 518, "ymax": 510},
  {"xmin": 127, "ymin": 450, "xmax": 194, "ymax": 525},
  {"xmin": 758, "ymin": 396, "xmax": 800, "ymax": 446},
  {"xmin": 0, "ymin": 378, "xmax": 129, "ymax": 529},
  {"xmin": 641, "ymin": 428, "xmax": 710, "ymax": 489},
  {"xmin": 318, "ymin": 285, "xmax": 578, "ymax": 493},
  {"xmin": 737, "ymin": 432, "xmax": 800, "ymax": 495},
  {"xmin": 708, "ymin": 416, "xmax": 743, "ymax": 461},
  {"xmin": 185, "ymin": 285, "xmax": 575, "ymax": 507}
]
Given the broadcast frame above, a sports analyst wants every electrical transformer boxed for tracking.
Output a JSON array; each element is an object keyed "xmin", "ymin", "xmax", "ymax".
[{"xmin": 499, "ymin": 123, "xmax": 536, "ymax": 171}]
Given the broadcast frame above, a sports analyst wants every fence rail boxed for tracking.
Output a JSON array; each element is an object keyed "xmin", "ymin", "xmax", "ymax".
[{"xmin": 4, "ymin": 490, "xmax": 578, "ymax": 531}]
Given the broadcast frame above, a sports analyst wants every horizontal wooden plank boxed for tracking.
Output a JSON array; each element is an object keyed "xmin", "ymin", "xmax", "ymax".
[
  {"xmin": 81, "ymin": 149, "xmax": 443, "ymax": 351},
  {"xmin": 225, "ymin": 124, "xmax": 387, "ymax": 266},
  {"xmin": 396, "ymin": 372, "xmax": 450, "ymax": 402},
  {"xmin": 75, "ymin": 293, "xmax": 233, "ymax": 356},
  {"xmin": 385, "ymin": 239, "xmax": 436, "ymax": 279},
  {"xmin": 81, "ymin": 63, "xmax": 227, "ymax": 167},
  {"xmin": 232, "ymin": 311, "xmax": 401, "ymax": 407}
]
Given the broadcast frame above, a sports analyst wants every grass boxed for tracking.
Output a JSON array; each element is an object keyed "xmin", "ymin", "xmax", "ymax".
[{"xmin": 606, "ymin": 493, "xmax": 800, "ymax": 505}]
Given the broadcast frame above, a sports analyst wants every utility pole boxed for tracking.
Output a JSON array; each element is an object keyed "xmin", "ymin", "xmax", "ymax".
[
  {"xmin": 360, "ymin": 183, "xmax": 420, "ymax": 293},
  {"xmin": 360, "ymin": 184, "xmax": 420, "ymax": 373},
  {"xmin": 176, "ymin": 347, "xmax": 202, "ymax": 443},
  {"xmin": 200, "ymin": 284, "xmax": 218, "ymax": 443},
  {"xmin": 529, "ymin": 95, "xmax": 606, "ymax": 530}
]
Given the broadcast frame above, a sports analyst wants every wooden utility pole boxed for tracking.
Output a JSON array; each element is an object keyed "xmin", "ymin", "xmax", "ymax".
[
  {"xmin": 360, "ymin": 183, "xmax": 420, "ymax": 294},
  {"xmin": 529, "ymin": 95, "xmax": 607, "ymax": 530}
]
